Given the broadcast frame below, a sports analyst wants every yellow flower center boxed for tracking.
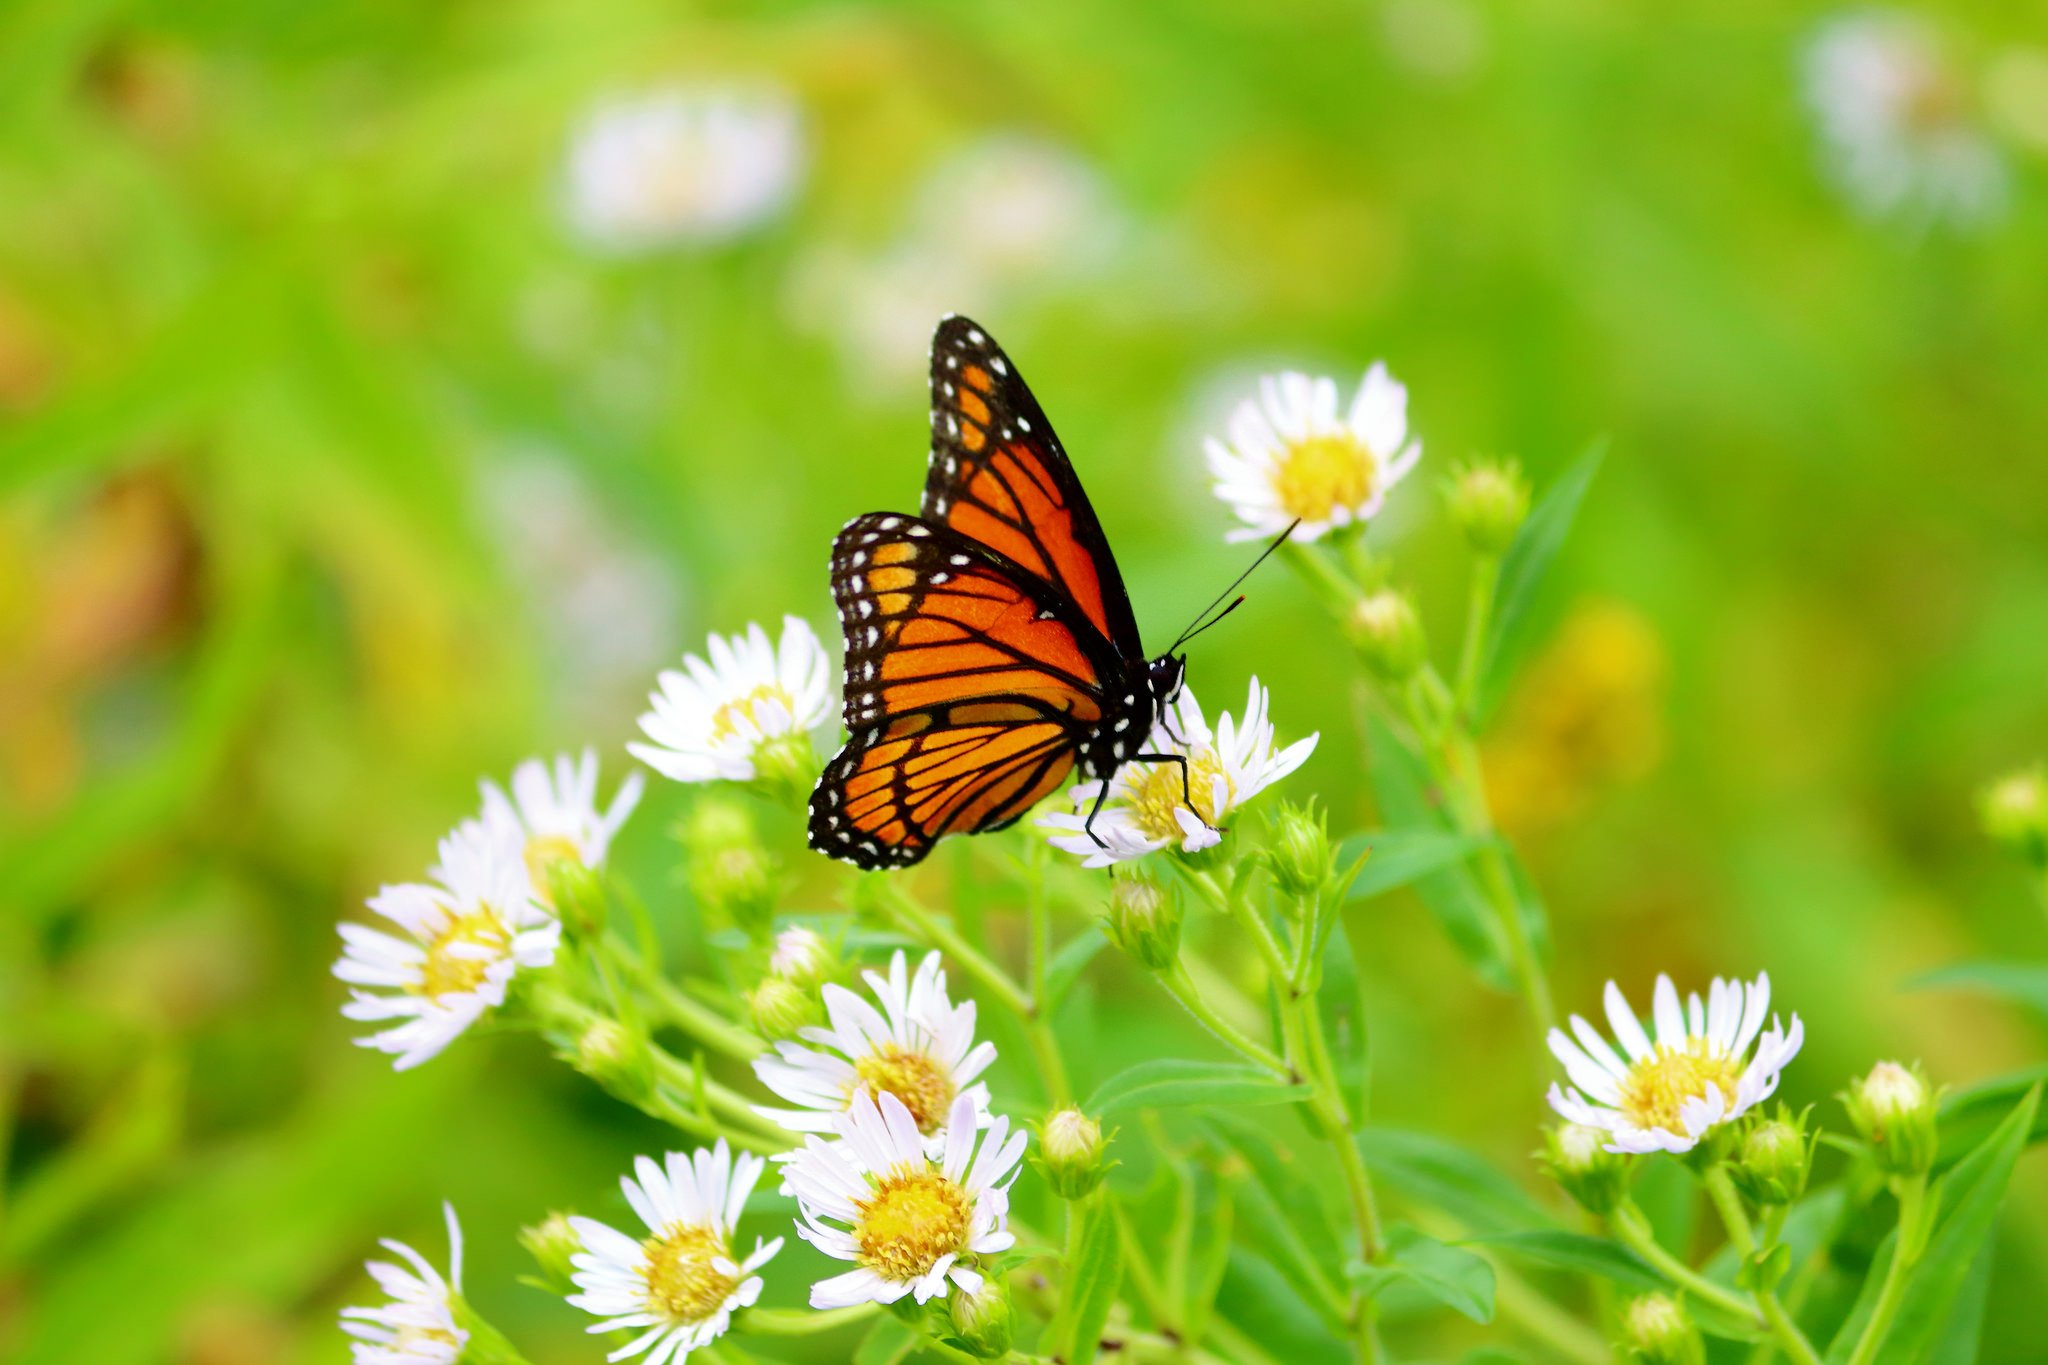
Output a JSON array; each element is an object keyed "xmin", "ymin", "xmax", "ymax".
[
  {"xmin": 854, "ymin": 1045, "xmax": 957, "ymax": 1136},
  {"xmin": 642, "ymin": 1222, "xmax": 739, "ymax": 1323},
  {"xmin": 1127, "ymin": 754, "xmax": 1230, "ymax": 843},
  {"xmin": 855, "ymin": 1165, "xmax": 971, "ymax": 1282},
  {"xmin": 711, "ymin": 683, "xmax": 796, "ymax": 744},
  {"xmin": 414, "ymin": 909, "xmax": 510, "ymax": 998},
  {"xmin": 523, "ymin": 834, "xmax": 583, "ymax": 892},
  {"xmin": 393, "ymin": 1323, "xmax": 462, "ymax": 1351},
  {"xmin": 1273, "ymin": 433, "xmax": 1376, "ymax": 524},
  {"xmin": 1617, "ymin": 1042, "xmax": 1742, "ymax": 1134}
]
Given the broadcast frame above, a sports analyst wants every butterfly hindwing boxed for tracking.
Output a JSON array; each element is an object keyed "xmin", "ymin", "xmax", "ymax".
[
  {"xmin": 810, "ymin": 512, "xmax": 1132, "ymax": 869},
  {"xmin": 923, "ymin": 315, "xmax": 1144, "ymax": 660}
]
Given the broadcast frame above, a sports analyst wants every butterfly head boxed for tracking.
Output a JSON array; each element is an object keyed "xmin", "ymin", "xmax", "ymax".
[{"xmin": 1147, "ymin": 653, "xmax": 1187, "ymax": 709}]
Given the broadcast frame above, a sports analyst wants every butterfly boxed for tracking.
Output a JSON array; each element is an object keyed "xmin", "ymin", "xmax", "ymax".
[{"xmin": 808, "ymin": 315, "xmax": 1251, "ymax": 871}]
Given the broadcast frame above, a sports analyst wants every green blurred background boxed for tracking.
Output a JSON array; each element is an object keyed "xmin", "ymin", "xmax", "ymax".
[{"xmin": 4, "ymin": 1, "xmax": 2046, "ymax": 1360}]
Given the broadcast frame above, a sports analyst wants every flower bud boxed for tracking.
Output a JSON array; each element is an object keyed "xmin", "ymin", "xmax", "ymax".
[
  {"xmin": 1264, "ymin": 801, "xmax": 1334, "ymax": 902},
  {"xmin": 571, "ymin": 1017, "xmax": 652, "ymax": 1101},
  {"xmin": 946, "ymin": 1276, "xmax": 1015, "ymax": 1358},
  {"xmin": 1538, "ymin": 1122, "xmax": 1629, "ymax": 1215},
  {"xmin": 1346, "ymin": 588, "xmax": 1426, "ymax": 683},
  {"xmin": 682, "ymin": 799, "xmax": 778, "ymax": 939},
  {"xmin": 746, "ymin": 976, "xmax": 823, "ymax": 1040},
  {"xmin": 1843, "ymin": 1061, "xmax": 1939, "ymax": 1176},
  {"xmin": 1443, "ymin": 458, "xmax": 1531, "ymax": 556},
  {"xmin": 1104, "ymin": 867, "xmax": 1182, "ymax": 971},
  {"xmin": 518, "ymin": 1211, "xmax": 582, "ymax": 1292},
  {"xmin": 1978, "ymin": 765, "xmax": 2048, "ymax": 867},
  {"xmin": 1730, "ymin": 1106, "xmax": 1812, "ymax": 1206},
  {"xmin": 1039, "ymin": 1107, "xmax": 1110, "ymax": 1200},
  {"xmin": 542, "ymin": 859, "xmax": 609, "ymax": 943},
  {"xmin": 768, "ymin": 925, "xmax": 834, "ymax": 988},
  {"xmin": 1621, "ymin": 1293, "xmax": 1704, "ymax": 1365},
  {"xmin": 751, "ymin": 731, "xmax": 821, "ymax": 811}
]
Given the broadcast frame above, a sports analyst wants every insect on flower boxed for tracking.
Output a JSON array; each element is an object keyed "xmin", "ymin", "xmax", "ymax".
[{"xmin": 809, "ymin": 315, "xmax": 1295, "ymax": 869}]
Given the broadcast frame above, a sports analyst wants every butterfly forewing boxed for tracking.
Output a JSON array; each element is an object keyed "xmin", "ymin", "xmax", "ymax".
[{"xmin": 923, "ymin": 315, "xmax": 1144, "ymax": 660}]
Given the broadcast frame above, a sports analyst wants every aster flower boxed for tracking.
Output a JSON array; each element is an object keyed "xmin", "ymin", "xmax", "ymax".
[
  {"xmin": 567, "ymin": 1142, "xmax": 782, "ymax": 1365},
  {"xmin": 482, "ymin": 748, "xmax": 644, "ymax": 896},
  {"xmin": 754, "ymin": 951, "xmax": 995, "ymax": 1145},
  {"xmin": 786, "ymin": 1091, "xmax": 1026, "ymax": 1309},
  {"xmin": 1546, "ymin": 973, "xmax": 1805, "ymax": 1155},
  {"xmin": 335, "ymin": 817, "xmax": 558, "ymax": 1070},
  {"xmin": 1041, "ymin": 678, "xmax": 1318, "ymax": 868},
  {"xmin": 564, "ymin": 85, "xmax": 804, "ymax": 252},
  {"xmin": 1205, "ymin": 365, "xmax": 1422, "ymax": 543},
  {"xmin": 1805, "ymin": 11, "xmax": 2006, "ymax": 227},
  {"xmin": 339, "ymin": 1204, "xmax": 467, "ymax": 1364},
  {"xmin": 629, "ymin": 617, "xmax": 834, "ymax": 785}
]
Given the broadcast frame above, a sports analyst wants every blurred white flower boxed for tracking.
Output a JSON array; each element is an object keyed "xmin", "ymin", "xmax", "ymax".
[
  {"xmin": 339, "ymin": 1204, "xmax": 467, "ymax": 1364},
  {"xmin": 1547, "ymin": 973, "xmax": 1805, "ymax": 1155},
  {"xmin": 564, "ymin": 86, "xmax": 804, "ymax": 252},
  {"xmin": 335, "ymin": 817, "xmax": 557, "ymax": 1070},
  {"xmin": 482, "ymin": 748, "xmax": 644, "ymax": 898},
  {"xmin": 910, "ymin": 135, "xmax": 1122, "ymax": 281},
  {"xmin": 482, "ymin": 454, "xmax": 679, "ymax": 720},
  {"xmin": 1205, "ymin": 365, "xmax": 1422, "ymax": 543},
  {"xmin": 786, "ymin": 1091, "xmax": 1025, "ymax": 1309},
  {"xmin": 567, "ymin": 1142, "xmax": 782, "ymax": 1365},
  {"xmin": 1042, "ymin": 677, "xmax": 1318, "ymax": 868},
  {"xmin": 1805, "ymin": 12, "xmax": 2006, "ymax": 227},
  {"xmin": 629, "ymin": 616, "xmax": 834, "ymax": 783},
  {"xmin": 754, "ymin": 950, "xmax": 995, "ymax": 1145}
]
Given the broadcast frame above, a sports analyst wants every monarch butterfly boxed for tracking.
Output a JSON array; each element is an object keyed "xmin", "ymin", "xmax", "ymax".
[{"xmin": 808, "ymin": 315, "xmax": 1287, "ymax": 870}]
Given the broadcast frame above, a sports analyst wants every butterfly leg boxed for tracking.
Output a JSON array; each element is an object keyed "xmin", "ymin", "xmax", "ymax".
[
  {"xmin": 1135, "ymin": 752, "xmax": 1218, "ymax": 834},
  {"xmin": 1082, "ymin": 779, "xmax": 1113, "ymax": 849}
]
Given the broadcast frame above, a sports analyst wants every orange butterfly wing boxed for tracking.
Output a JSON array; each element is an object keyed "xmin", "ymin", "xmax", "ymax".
[
  {"xmin": 922, "ymin": 315, "xmax": 1144, "ymax": 659},
  {"xmin": 808, "ymin": 514, "xmax": 1120, "ymax": 869}
]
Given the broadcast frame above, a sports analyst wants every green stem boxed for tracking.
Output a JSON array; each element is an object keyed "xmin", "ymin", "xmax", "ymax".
[
  {"xmin": 878, "ymin": 884, "xmax": 1033, "ymax": 1018},
  {"xmin": 738, "ymin": 1304, "xmax": 877, "ymax": 1335},
  {"xmin": 1023, "ymin": 851, "xmax": 1073, "ymax": 1105},
  {"xmin": 1454, "ymin": 553, "xmax": 1500, "ymax": 720},
  {"xmin": 1182, "ymin": 869, "xmax": 1289, "ymax": 983},
  {"xmin": 1708, "ymin": 1170, "xmax": 1822, "ymax": 1365},
  {"xmin": 1704, "ymin": 1165, "xmax": 1756, "ymax": 1258},
  {"xmin": 647, "ymin": 1048, "xmax": 790, "ymax": 1150},
  {"xmin": 1845, "ymin": 1173, "xmax": 1932, "ymax": 1365},
  {"xmin": 1158, "ymin": 960, "xmax": 1285, "ymax": 1072},
  {"xmin": 1612, "ymin": 1201, "xmax": 1761, "ymax": 1326},
  {"xmin": 455, "ymin": 1301, "xmax": 537, "ymax": 1365},
  {"xmin": 639, "ymin": 966, "xmax": 765, "ymax": 1062}
]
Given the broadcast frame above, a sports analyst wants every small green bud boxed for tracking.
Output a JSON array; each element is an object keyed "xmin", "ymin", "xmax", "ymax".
[
  {"xmin": 1104, "ymin": 867, "xmax": 1183, "ymax": 971},
  {"xmin": 767, "ymin": 925, "xmax": 834, "ymax": 988},
  {"xmin": 1538, "ymin": 1122, "xmax": 1629, "ymax": 1215},
  {"xmin": 543, "ymin": 859, "xmax": 609, "ymax": 943},
  {"xmin": 571, "ymin": 1017, "xmax": 652, "ymax": 1101},
  {"xmin": 682, "ymin": 799, "xmax": 778, "ymax": 938},
  {"xmin": 1443, "ymin": 457, "xmax": 1531, "ymax": 556},
  {"xmin": 1621, "ymin": 1293, "xmax": 1704, "ymax": 1365},
  {"xmin": 1346, "ymin": 588, "xmax": 1426, "ymax": 682},
  {"xmin": 1730, "ymin": 1106, "xmax": 1812, "ymax": 1206},
  {"xmin": 747, "ymin": 976, "xmax": 823, "ymax": 1040},
  {"xmin": 518, "ymin": 1211, "xmax": 582, "ymax": 1292},
  {"xmin": 1978, "ymin": 765, "xmax": 2048, "ymax": 867},
  {"xmin": 1842, "ymin": 1061, "xmax": 1939, "ymax": 1176},
  {"xmin": 1264, "ymin": 801, "xmax": 1334, "ymax": 902},
  {"xmin": 752, "ymin": 731, "xmax": 821, "ymax": 811},
  {"xmin": 946, "ymin": 1276, "xmax": 1015, "ymax": 1358},
  {"xmin": 1039, "ymin": 1107, "xmax": 1110, "ymax": 1200}
]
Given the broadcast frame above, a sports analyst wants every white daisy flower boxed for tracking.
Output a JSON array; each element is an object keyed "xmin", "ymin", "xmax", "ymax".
[
  {"xmin": 564, "ymin": 86, "xmax": 804, "ymax": 252},
  {"xmin": 566, "ymin": 1142, "xmax": 782, "ymax": 1365},
  {"xmin": 787, "ymin": 1090, "xmax": 1026, "ymax": 1309},
  {"xmin": 335, "ymin": 817, "xmax": 558, "ymax": 1070},
  {"xmin": 481, "ymin": 748, "xmax": 645, "ymax": 894},
  {"xmin": 754, "ymin": 951, "xmax": 995, "ymax": 1146},
  {"xmin": 1041, "ymin": 677, "xmax": 1318, "ymax": 868},
  {"xmin": 339, "ymin": 1203, "xmax": 467, "ymax": 1364},
  {"xmin": 1546, "ymin": 973, "xmax": 1806, "ymax": 1155},
  {"xmin": 1805, "ymin": 11, "xmax": 2006, "ymax": 227},
  {"xmin": 629, "ymin": 617, "xmax": 834, "ymax": 784},
  {"xmin": 1205, "ymin": 365, "xmax": 1422, "ymax": 543}
]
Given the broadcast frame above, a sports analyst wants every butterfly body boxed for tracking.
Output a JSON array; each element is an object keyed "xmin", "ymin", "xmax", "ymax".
[{"xmin": 809, "ymin": 317, "xmax": 1190, "ymax": 870}]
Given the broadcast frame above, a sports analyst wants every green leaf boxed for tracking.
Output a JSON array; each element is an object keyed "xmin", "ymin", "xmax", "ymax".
[
  {"xmin": 1355, "ymin": 1130, "xmax": 1555, "ymax": 1235},
  {"xmin": 1085, "ymin": 1060, "xmax": 1311, "ymax": 1117},
  {"xmin": 1180, "ymin": 1169, "xmax": 1237, "ymax": 1346},
  {"xmin": 1054, "ymin": 1196, "xmax": 1125, "ymax": 1365},
  {"xmin": 1936, "ymin": 1063, "xmax": 2048, "ymax": 1167},
  {"xmin": 1824, "ymin": 1086, "xmax": 2040, "ymax": 1363},
  {"xmin": 1218, "ymin": 1247, "xmax": 1352, "ymax": 1364},
  {"xmin": 1336, "ymin": 829, "xmax": 1487, "ymax": 902},
  {"xmin": 1201, "ymin": 1114, "xmax": 1347, "ymax": 1322},
  {"xmin": 1350, "ymin": 1225, "xmax": 1496, "ymax": 1324},
  {"xmin": 1913, "ymin": 960, "xmax": 2048, "ymax": 1017},
  {"xmin": 852, "ymin": 1316, "xmax": 920, "ymax": 1365},
  {"xmin": 1463, "ymin": 1229, "xmax": 1661, "ymax": 1291},
  {"xmin": 1477, "ymin": 439, "xmax": 1607, "ymax": 721},
  {"xmin": 1045, "ymin": 926, "xmax": 1109, "ymax": 1013},
  {"xmin": 1317, "ymin": 919, "xmax": 1370, "ymax": 1119}
]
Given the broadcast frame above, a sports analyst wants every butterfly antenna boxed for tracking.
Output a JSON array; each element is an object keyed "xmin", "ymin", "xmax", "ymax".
[{"xmin": 1169, "ymin": 519, "xmax": 1300, "ymax": 653}]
